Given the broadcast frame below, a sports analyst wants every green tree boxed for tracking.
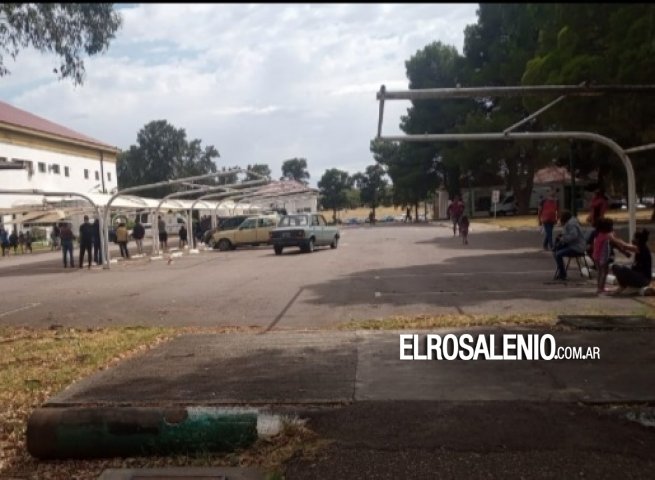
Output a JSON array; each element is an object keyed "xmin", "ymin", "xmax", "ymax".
[
  {"xmin": 280, "ymin": 158, "xmax": 310, "ymax": 184},
  {"xmin": 353, "ymin": 165, "xmax": 388, "ymax": 221},
  {"xmin": 390, "ymin": 42, "xmax": 473, "ymax": 214},
  {"xmin": 318, "ymin": 168, "xmax": 352, "ymax": 222},
  {"xmin": 0, "ymin": 3, "xmax": 122, "ymax": 85},
  {"xmin": 117, "ymin": 120, "xmax": 220, "ymax": 197},
  {"xmin": 521, "ymin": 4, "xmax": 655, "ymax": 217},
  {"xmin": 246, "ymin": 163, "xmax": 272, "ymax": 181}
]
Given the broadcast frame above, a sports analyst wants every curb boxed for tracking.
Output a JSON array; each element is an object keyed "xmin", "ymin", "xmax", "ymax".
[{"xmin": 27, "ymin": 406, "xmax": 265, "ymax": 459}]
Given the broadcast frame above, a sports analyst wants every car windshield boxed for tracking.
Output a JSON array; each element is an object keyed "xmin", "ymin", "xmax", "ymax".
[{"xmin": 278, "ymin": 215, "xmax": 309, "ymax": 227}]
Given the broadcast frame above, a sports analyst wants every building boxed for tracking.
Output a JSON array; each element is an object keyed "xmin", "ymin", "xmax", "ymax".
[
  {"xmin": 446, "ymin": 166, "xmax": 592, "ymax": 218},
  {"xmin": 0, "ymin": 100, "xmax": 120, "ymax": 196}
]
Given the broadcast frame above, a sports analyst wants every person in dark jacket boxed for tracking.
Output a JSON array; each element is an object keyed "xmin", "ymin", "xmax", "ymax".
[
  {"xmin": 60, "ymin": 223, "xmax": 75, "ymax": 268},
  {"xmin": 132, "ymin": 219, "xmax": 145, "ymax": 255},
  {"xmin": 611, "ymin": 229, "xmax": 652, "ymax": 294},
  {"xmin": 179, "ymin": 224, "xmax": 188, "ymax": 249},
  {"xmin": 93, "ymin": 218, "xmax": 103, "ymax": 265},
  {"xmin": 78, "ymin": 215, "xmax": 94, "ymax": 269}
]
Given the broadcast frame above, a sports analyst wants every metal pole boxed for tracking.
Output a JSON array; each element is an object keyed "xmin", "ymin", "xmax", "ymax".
[
  {"xmin": 377, "ymin": 132, "xmax": 637, "ymax": 239},
  {"xmin": 569, "ymin": 144, "xmax": 577, "ymax": 216},
  {"xmin": 377, "ymin": 85, "xmax": 655, "ymax": 100},
  {"xmin": 102, "ymin": 168, "xmax": 245, "ymax": 269},
  {"xmin": 0, "ymin": 189, "xmax": 103, "ymax": 265},
  {"xmin": 377, "ymin": 85, "xmax": 386, "ymax": 138}
]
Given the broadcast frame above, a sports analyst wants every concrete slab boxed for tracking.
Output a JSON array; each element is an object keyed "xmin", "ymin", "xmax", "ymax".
[
  {"xmin": 49, "ymin": 329, "xmax": 655, "ymax": 406},
  {"xmin": 355, "ymin": 329, "xmax": 655, "ymax": 402},
  {"xmin": 98, "ymin": 467, "xmax": 264, "ymax": 480},
  {"xmin": 557, "ymin": 315, "xmax": 655, "ymax": 330},
  {"xmin": 48, "ymin": 332, "xmax": 359, "ymax": 406}
]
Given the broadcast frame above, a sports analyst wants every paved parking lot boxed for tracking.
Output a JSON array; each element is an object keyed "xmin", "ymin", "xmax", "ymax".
[{"xmin": 0, "ymin": 223, "xmax": 650, "ymax": 328}]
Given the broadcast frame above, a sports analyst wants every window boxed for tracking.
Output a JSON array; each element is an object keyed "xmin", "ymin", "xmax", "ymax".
[
  {"xmin": 12, "ymin": 158, "xmax": 33, "ymax": 175},
  {"xmin": 51, "ymin": 164, "xmax": 60, "ymax": 174},
  {"xmin": 240, "ymin": 219, "xmax": 256, "ymax": 230},
  {"xmin": 259, "ymin": 218, "xmax": 276, "ymax": 228},
  {"xmin": 64, "ymin": 166, "xmax": 70, "ymax": 177},
  {"xmin": 95, "ymin": 171, "xmax": 99, "ymax": 181},
  {"xmin": 107, "ymin": 172, "xmax": 112, "ymax": 182},
  {"xmin": 317, "ymin": 216, "xmax": 327, "ymax": 226},
  {"xmin": 84, "ymin": 169, "xmax": 89, "ymax": 179},
  {"xmin": 38, "ymin": 162, "xmax": 46, "ymax": 173}
]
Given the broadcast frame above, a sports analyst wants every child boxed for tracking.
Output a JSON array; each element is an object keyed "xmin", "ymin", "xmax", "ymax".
[
  {"xmin": 592, "ymin": 218, "xmax": 613, "ymax": 294},
  {"xmin": 459, "ymin": 215, "xmax": 470, "ymax": 245},
  {"xmin": 593, "ymin": 218, "xmax": 637, "ymax": 295}
]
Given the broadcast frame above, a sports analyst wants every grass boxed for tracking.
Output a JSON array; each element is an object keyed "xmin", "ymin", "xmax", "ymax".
[
  {"xmin": 473, "ymin": 208, "xmax": 654, "ymax": 230},
  {"xmin": 338, "ymin": 313, "xmax": 557, "ymax": 331},
  {"xmin": 0, "ymin": 325, "xmax": 325, "ymax": 480}
]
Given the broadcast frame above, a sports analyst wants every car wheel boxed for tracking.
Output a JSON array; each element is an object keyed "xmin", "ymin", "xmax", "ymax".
[
  {"xmin": 306, "ymin": 238, "xmax": 315, "ymax": 253},
  {"xmin": 218, "ymin": 239, "xmax": 231, "ymax": 251},
  {"xmin": 330, "ymin": 236, "xmax": 339, "ymax": 249},
  {"xmin": 274, "ymin": 246, "xmax": 283, "ymax": 255}
]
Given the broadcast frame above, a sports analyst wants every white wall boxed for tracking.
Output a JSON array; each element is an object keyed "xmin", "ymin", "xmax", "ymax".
[{"xmin": 0, "ymin": 141, "xmax": 118, "ymax": 195}]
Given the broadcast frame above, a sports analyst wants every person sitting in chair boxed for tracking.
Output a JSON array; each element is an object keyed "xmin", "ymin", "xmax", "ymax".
[{"xmin": 553, "ymin": 210, "xmax": 586, "ymax": 281}]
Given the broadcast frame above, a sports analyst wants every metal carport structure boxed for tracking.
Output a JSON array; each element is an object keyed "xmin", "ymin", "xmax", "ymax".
[{"xmin": 375, "ymin": 84, "xmax": 655, "ymax": 240}]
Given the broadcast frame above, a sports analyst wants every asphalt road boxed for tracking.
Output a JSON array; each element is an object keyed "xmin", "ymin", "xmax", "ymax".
[{"xmin": 0, "ymin": 223, "xmax": 650, "ymax": 328}]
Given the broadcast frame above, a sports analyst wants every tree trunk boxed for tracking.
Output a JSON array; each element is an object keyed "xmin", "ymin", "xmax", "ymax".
[{"xmin": 414, "ymin": 203, "xmax": 419, "ymax": 223}]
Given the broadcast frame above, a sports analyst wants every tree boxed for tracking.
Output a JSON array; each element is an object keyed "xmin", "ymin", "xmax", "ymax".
[
  {"xmin": 246, "ymin": 163, "xmax": 271, "ymax": 181},
  {"xmin": 521, "ymin": 4, "xmax": 655, "ymax": 215},
  {"xmin": 281, "ymin": 158, "xmax": 310, "ymax": 184},
  {"xmin": 353, "ymin": 165, "xmax": 388, "ymax": 221},
  {"xmin": 318, "ymin": 169, "xmax": 352, "ymax": 222},
  {"xmin": 117, "ymin": 120, "xmax": 220, "ymax": 197},
  {"xmin": 0, "ymin": 3, "xmax": 122, "ymax": 85}
]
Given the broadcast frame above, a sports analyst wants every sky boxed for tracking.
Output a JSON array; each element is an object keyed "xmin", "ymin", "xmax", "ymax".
[{"xmin": 3, "ymin": 3, "xmax": 479, "ymax": 187}]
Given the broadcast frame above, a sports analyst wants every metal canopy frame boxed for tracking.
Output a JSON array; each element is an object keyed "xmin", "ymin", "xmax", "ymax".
[
  {"xmin": 375, "ymin": 84, "xmax": 655, "ymax": 239},
  {"xmin": 0, "ymin": 189, "xmax": 105, "ymax": 258},
  {"xmin": 102, "ymin": 168, "xmax": 268, "ymax": 268}
]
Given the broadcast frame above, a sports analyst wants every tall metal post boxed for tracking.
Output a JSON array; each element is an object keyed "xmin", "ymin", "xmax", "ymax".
[{"xmin": 569, "ymin": 142, "xmax": 577, "ymax": 216}]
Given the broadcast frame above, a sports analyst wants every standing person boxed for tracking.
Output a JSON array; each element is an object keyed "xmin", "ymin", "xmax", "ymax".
[
  {"xmin": 116, "ymin": 222, "xmax": 130, "ymax": 258},
  {"xmin": 538, "ymin": 190, "xmax": 559, "ymax": 251},
  {"xmin": 459, "ymin": 215, "xmax": 470, "ymax": 245},
  {"xmin": 553, "ymin": 210, "xmax": 586, "ymax": 281},
  {"xmin": 592, "ymin": 218, "xmax": 615, "ymax": 295},
  {"xmin": 179, "ymin": 224, "xmax": 188, "ymax": 249},
  {"xmin": 587, "ymin": 188, "xmax": 609, "ymax": 227},
  {"xmin": 60, "ymin": 223, "xmax": 75, "ymax": 268},
  {"xmin": 611, "ymin": 229, "xmax": 651, "ymax": 294},
  {"xmin": 78, "ymin": 215, "xmax": 94, "ymax": 269},
  {"xmin": 0, "ymin": 226, "xmax": 8, "ymax": 257},
  {"xmin": 158, "ymin": 216, "xmax": 168, "ymax": 251},
  {"xmin": 18, "ymin": 231, "xmax": 25, "ymax": 254},
  {"xmin": 132, "ymin": 219, "xmax": 145, "ymax": 255},
  {"xmin": 24, "ymin": 230, "xmax": 32, "ymax": 253},
  {"xmin": 92, "ymin": 218, "xmax": 103, "ymax": 265},
  {"xmin": 51, "ymin": 223, "xmax": 60, "ymax": 251},
  {"xmin": 8, "ymin": 229, "xmax": 18, "ymax": 254},
  {"xmin": 447, "ymin": 195, "xmax": 465, "ymax": 236}
]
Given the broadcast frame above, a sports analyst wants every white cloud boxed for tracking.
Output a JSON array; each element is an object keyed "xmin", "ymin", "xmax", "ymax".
[{"xmin": 3, "ymin": 3, "xmax": 479, "ymax": 185}]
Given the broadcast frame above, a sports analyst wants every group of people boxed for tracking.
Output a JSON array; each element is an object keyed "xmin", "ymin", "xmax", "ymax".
[
  {"xmin": 0, "ymin": 227, "xmax": 33, "ymax": 256},
  {"xmin": 446, "ymin": 195, "xmax": 470, "ymax": 245},
  {"xmin": 58, "ymin": 215, "xmax": 104, "ymax": 269},
  {"xmin": 539, "ymin": 188, "xmax": 652, "ymax": 295}
]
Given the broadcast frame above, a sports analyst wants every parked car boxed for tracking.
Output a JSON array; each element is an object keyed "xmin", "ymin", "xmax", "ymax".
[
  {"xmin": 202, "ymin": 215, "xmax": 250, "ymax": 245},
  {"xmin": 269, "ymin": 213, "xmax": 340, "ymax": 255},
  {"xmin": 210, "ymin": 214, "xmax": 279, "ymax": 251}
]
